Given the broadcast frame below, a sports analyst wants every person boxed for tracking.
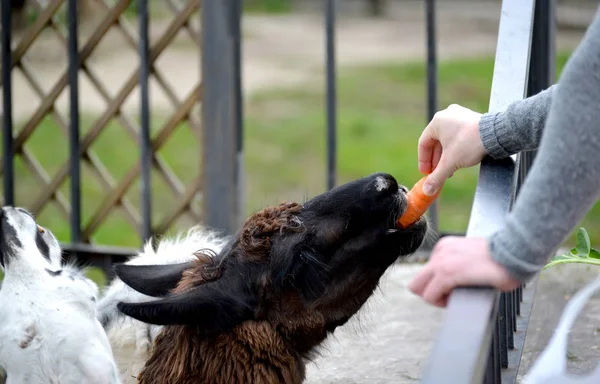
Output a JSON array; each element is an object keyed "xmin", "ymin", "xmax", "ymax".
[{"xmin": 408, "ymin": 6, "xmax": 600, "ymax": 308}]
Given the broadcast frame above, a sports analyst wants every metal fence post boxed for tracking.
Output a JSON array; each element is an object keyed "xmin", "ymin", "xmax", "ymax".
[
  {"xmin": 231, "ymin": 0, "xmax": 245, "ymax": 228},
  {"xmin": 325, "ymin": 0, "xmax": 337, "ymax": 191},
  {"xmin": 522, "ymin": 0, "xmax": 556, "ymax": 176},
  {"xmin": 201, "ymin": 0, "xmax": 243, "ymax": 235},
  {"xmin": 67, "ymin": 0, "xmax": 82, "ymax": 246},
  {"xmin": 425, "ymin": 0, "xmax": 439, "ymax": 232},
  {"xmin": 138, "ymin": 0, "xmax": 153, "ymax": 244},
  {"xmin": 1, "ymin": 0, "xmax": 14, "ymax": 206}
]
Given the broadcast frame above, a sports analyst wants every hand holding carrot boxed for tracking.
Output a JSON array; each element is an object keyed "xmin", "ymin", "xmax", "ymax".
[{"xmin": 418, "ymin": 104, "xmax": 487, "ymax": 196}]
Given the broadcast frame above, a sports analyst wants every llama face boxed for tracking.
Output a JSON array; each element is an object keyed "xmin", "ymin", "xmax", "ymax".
[
  {"xmin": 0, "ymin": 206, "xmax": 62, "ymax": 271},
  {"xmin": 115, "ymin": 173, "xmax": 428, "ymax": 346}
]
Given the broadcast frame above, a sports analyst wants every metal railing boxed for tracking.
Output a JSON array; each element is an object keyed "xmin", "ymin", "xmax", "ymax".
[{"xmin": 421, "ymin": 0, "xmax": 555, "ymax": 383}]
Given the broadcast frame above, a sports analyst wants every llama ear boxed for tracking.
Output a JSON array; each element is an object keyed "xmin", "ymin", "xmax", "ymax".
[
  {"xmin": 114, "ymin": 262, "xmax": 195, "ymax": 297},
  {"xmin": 117, "ymin": 279, "xmax": 257, "ymax": 333},
  {"xmin": 273, "ymin": 243, "xmax": 329, "ymax": 304},
  {"xmin": 292, "ymin": 247, "xmax": 329, "ymax": 303}
]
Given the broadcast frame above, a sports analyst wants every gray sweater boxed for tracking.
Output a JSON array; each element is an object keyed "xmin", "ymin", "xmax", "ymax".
[{"xmin": 478, "ymin": 6, "xmax": 600, "ymax": 282}]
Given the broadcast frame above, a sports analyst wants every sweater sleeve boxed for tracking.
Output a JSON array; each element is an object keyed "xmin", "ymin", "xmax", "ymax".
[
  {"xmin": 479, "ymin": 85, "xmax": 556, "ymax": 159},
  {"xmin": 488, "ymin": 6, "xmax": 600, "ymax": 282}
]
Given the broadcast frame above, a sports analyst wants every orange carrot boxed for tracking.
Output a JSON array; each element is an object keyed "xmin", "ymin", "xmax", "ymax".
[{"xmin": 396, "ymin": 176, "xmax": 441, "ymax": 228}]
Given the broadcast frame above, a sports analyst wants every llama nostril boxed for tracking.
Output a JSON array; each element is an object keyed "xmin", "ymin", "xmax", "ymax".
[
  {"xmin": 374, "ymin": 176, "xmax": 391, "ymax": 192},
  {"xmin": 399, "ymin": 185, "xmax": 409, "ymax": 194},
  {"xmin": 375, "ymin": 174, "xmax": 399, "ymax": 193}
]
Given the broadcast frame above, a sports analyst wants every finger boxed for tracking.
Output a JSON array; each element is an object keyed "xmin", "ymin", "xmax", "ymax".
[
  {"xmin": 422, "ymin": 272, "xmax": 455, "ymax": 308},
  {"xmin": 423, "ymin": 155, "xmax": 456, "ymax": 196},
  {"xmin": 417, "ymin": 138, "xmax": 437, "ymax": 175},
  {"xmin": 417, "ymin": 123, "xmax": 439, "ymax": 175},
  {"xmin": 407, "ymin": 266, "xmax": 435, "ymax": 296},
  {"xmin": 431, "ymin": 142, "xmax": 443, "ymax": 171},
  {"xmin": 438, "ymin": 293, "xmax": 450, "ymax": 308}
]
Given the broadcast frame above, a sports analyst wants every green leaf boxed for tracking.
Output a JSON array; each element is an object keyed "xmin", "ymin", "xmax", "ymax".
[
  {"xmin": 576, "ymin": 227, "xmax": 591, "ymax": 256},
  {"xmin": 543, "ymin": 227, "xmax": 600, "ymax": 270},
  {"xmin": 590, "ymin": 248, "xmax": 600, "ymax": 260}
]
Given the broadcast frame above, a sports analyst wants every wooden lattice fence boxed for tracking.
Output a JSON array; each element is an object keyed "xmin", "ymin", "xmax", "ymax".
[{"xmin": 1, "ymin": 0, "xmax": 205, "ymax": 253}]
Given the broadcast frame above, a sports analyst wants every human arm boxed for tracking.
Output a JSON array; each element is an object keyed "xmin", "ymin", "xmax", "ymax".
[
  {"xmin": 418, "ymin": 84, "xmax": 556, "ymax": 195},
  {"xmin": 480, "ymin": 84, "xmax": 556, "ymax": 159},
  {"xmin": 489, "ymin": 7, "xmax": 600, "ymax": 281},
  {"xmin": 409, "ymin": 6, "xmax": 600, "ymax": 306}
]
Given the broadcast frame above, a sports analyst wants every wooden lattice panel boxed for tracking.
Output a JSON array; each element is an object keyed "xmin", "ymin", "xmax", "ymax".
[{"xmin": 0, "ymin": 0, "xmax": 204, "ymax": 248}]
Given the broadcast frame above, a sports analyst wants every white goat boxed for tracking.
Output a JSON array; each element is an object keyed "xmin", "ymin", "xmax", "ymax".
[
  {"xmin": 0, "ymin": 206, "xmax": 121, "ymax": 384},
  {"xmin": 96, "ymin": 225, "xmax": 228, "ymax": 384}
]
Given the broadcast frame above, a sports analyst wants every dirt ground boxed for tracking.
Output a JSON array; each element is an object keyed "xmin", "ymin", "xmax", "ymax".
[{"xmin": 2, "ymin": 1, "xmax": 600, "ymax": 382}]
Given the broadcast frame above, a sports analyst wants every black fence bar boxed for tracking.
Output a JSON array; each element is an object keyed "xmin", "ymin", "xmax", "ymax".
[
  {"xmin": 424, "ymin": 0, "xmax": 439, "ymax": 231},
  {"xmin": 506, "ymin": 291, "xmax": 515, "ymax": 348},
  {"xmin": 498, "ymin": 293, "xmax": 509, "ymax": 369},
  {"xmin": 325, "ymin": 0, "xmax": 337, "ymax": 190},
  {"xmin": 484, "ymin": 317, "xmax": 501, "ymax": 384},
  {"xmin": 421, "ymin": 0, "xmax": 536, "ymax": 382},
  {"xmin": 138, "ymin": 0, "xmax": 152, "ymax": 243},
  {"xmin": 1, "ymin": 0, "xmax": 14, "ymax": 206},
  {"xmin": 516, "ymin": 286, "xmax": 522, "ymax": 315},
  {"xmin": 526, "ymin": 0, "xmax": 555, "ymax": 124},
  {"xmin": 231, "ymin": 0, "xmax": 244, "ymax": 222},
  {"xmin": 202, "ymin": 0, "xmax": 242, "ymax": 234},
  {"xmin": 67, "ymin": 0, "xmax": 81, "ymax": 244},
  {"xmin": 503, "ymin": 277, "xmax": 537, "ymax": 382}
]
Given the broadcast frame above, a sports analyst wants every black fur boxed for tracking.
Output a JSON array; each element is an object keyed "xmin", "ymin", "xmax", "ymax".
[
  {"xmin": 35, "ymin": 230, "xmax": 50, "ymax": 262},
  {"xmin": 0, "ymin": 209, "xmax": 22, "ymax": 268}
]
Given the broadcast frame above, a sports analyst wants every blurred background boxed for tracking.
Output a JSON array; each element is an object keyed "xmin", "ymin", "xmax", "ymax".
[{"xmin": 0, "ymin": 0, "xmax": 596, "ymax": 253}]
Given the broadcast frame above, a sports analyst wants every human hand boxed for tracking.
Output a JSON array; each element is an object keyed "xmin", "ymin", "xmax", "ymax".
[
  {"xmin": 418, "ymin": 104, "xmax": 487, "ymax": 196},
  {"xmin": 408, "ymin": 236, "xmax": 520, "ymax": 307}
]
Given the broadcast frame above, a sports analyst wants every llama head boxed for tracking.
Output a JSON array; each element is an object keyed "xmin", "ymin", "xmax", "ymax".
[
  {"xmin": 0, "ymin": 206, "xmax": 62, "ymax": 273},
  {"xmin": 115, "ymin": 173, "xmax": 429, "ymax": 353}
]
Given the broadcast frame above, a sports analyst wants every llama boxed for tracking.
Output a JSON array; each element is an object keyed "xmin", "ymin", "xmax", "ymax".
[
  {"xmin": 102, "ymin": 172, "xmax": 430, "ymax": 384},
  {"xmin": 0, "ymin": 206, "xmax": 121, "ymax": 384}
]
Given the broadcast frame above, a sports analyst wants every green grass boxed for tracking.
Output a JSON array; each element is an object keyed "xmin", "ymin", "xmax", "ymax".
[
  {"xmin": 243, "ymin": 0, "xmax": 293, "ymax": 14},
  {"xmin": 5, "ymin": 51, "xmax": 597, "ymax": 286}
]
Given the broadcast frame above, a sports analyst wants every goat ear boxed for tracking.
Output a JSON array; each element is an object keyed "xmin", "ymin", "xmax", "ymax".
[
  {"xmin": 114, "ymin": 262, "xmax": 195, "ymax": 297},
  {"xmin": 117, "ymin": 279, "xmax": 257, "ymax": 332}
]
